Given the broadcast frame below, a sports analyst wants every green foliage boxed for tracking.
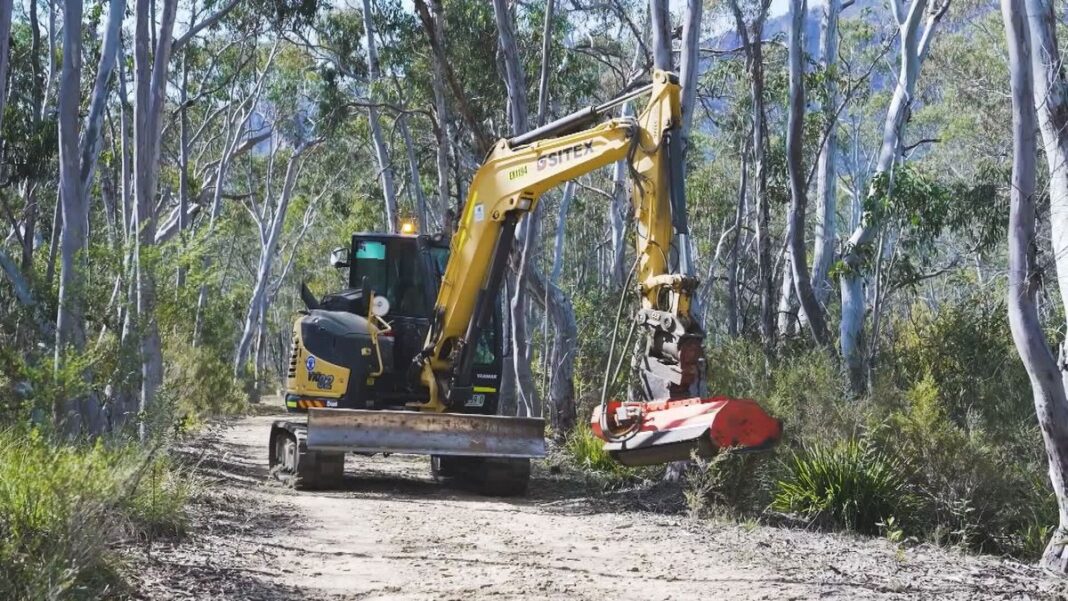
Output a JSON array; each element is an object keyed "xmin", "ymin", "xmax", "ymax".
[
  {"xmin": 872, "ymin": 374, "xmax": 1055, "ymax": 556},
  {"xmin": 773, "ymin": 439, "xmax": 911, "ymax": 535},
  {"xmin": 164, "ymin": 339, "xmax": 248, "ymax": 419},
  {"xmin": 0, "ymin": 430, "xmax": 190, "ymax": 601},
  {"xmin": 884, "ymin": 296, "xmax": 1033, "ymax": 438},
  {"xmin": 562, "ymin": 423, "xmax": 627, "ymax": 477}
]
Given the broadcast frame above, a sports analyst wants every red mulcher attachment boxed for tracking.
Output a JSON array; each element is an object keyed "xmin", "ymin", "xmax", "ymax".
[{"xmin": 591, "ymin": 396, "xmax": 783, "ymax": 467}]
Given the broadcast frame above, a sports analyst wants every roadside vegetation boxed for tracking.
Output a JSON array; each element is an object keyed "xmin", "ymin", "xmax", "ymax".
[
  {"xmin": 0, "ymin": 321, "xmax": 247, "ymax": 599},
  {"xmin": 563, "ymin": 293, "xmax": 1057, "ymax": 561}
]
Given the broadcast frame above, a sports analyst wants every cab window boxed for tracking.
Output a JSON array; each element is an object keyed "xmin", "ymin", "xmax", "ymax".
[{"xmin": 350, "ymin": 239, "xmax": 431, "ymax": 317}]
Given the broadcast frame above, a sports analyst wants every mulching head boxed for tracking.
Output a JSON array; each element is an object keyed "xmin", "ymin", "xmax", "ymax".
[{"xmin": 590, "ymin": 396, "xmax": 783, "ymax": 467}]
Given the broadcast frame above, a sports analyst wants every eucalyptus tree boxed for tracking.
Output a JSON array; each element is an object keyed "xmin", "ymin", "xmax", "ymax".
[
  {"xmin": 810, "ymin": 0, "xmax": 843, "ymax": 305},
  {"xmin": 837, "ymin": 0, "xmax": 949, "ymax": 391},
  {"xmin": 1021, "ymin": 0, "xmax": 1068, "ymax": 571},
  {"xmin": 727, "ymin": 0, "xmax": 774, "ymax": 351},
  {"xmin": 784, "ymin": 0, "xmax": 829, "ymax": 346}
]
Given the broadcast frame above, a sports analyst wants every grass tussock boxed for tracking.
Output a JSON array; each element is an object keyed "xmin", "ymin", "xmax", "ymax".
[{"xmin": 0, "ymin": 429, "xmax": 191, "ymax": 601}]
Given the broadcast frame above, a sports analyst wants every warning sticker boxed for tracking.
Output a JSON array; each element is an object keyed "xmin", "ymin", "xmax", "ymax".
[{"xmin": 473, "ymin": 204, "xmax": 485, "ymax": 222}]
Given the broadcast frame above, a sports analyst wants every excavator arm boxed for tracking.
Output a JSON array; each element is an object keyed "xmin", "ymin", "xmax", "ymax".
[
  {"xmin": 416, "ymin": 71, "xmax": 692, "ymax": 409},
  {"xmin": 412, "ymin": 69, "xmax": 781, "ymax": 466}
]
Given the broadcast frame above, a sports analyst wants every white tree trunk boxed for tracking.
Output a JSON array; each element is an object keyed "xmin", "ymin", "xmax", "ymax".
[
  {"xmin": 234, "ymin": 142, "xmax": 318, "ymax": 374},
  {"xmin": 1024, "ymin": 0, "xmax": 1068, "ymax": 572},
  {"xmin": 361, "ymin": 0, "xmax": 398, "ymax": 232},
  {"xmin": 609, "ymin": 50, "xmax": 640, "ymax": 288},
  {"xmin": 55, "ymin": 0, "xmax": 85, "ymax": 432},
  {"xmin": 78, "ymin": 0, "xmax": 124, "ymax": 201},
  {"xmin": 777, "ymin": 257, "xmax": 796, "ymax": 336},
  {"xmin": 535, "ymin": 0, "xmax": 555, "ymax": 126},
  {"xmin": 493, "ymin": 0, "xmax": 540, "ymax": 415},
  {"xmin": 786, "ymin": 0, "xmax": 830, "ymax": 346},
  {"xmin": 397, "ymin": 113, "xmax": 429, "ymax": 231},
  {"xmin": 729, "ymin": 0, "xmax": 774, "ymax": 350},
  {"xmin": 0, "ymin": 0, "xmax": 13, "ymax": 142},
  {"xmin": 838, "ymin": 0, "xmax": 947, "ymax": 390},
  {"xmin": 811, "ymin": 0, "xmax": 841, "ymax": 304},
  {"xmin": 426, "ymin": 0, "xmax": 451, "ymax": 227},
  {"xmin": 133, "ymin": 0, "xmax": 178, "ymax": 438},
  {"xmin": 650, "ymin": 0, "xmax": 671, "ymax": 70},
  {"xmin": 676, "ymin": 0, "xmax": 702, "ymax": 301}
]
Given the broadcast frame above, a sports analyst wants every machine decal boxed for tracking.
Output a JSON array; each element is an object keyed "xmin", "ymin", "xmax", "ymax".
[
  {"xmin": 466, "ymin": 394, "xmax": 486, "ymax": 408},
  {"xmin": 473, "ymin": 386, "xmax": 497, "ymax": 393},
  {"xmin": 508, "ymin": 165, "xmax": 528, "ymax": 180},
  {"xmin": 306, "ymin": 356, "xmax": 316, "ymax": 372},
  {"xmin": 474, "ymin": 204, "xmax": 485, "ymax": 222},
  {"xmin": 309, "ymin": 371, "xmax": 335, "ymax": 390},
  {"xmin": 537, "ymin": 141, "xmax": 594, "ymax": 171}
]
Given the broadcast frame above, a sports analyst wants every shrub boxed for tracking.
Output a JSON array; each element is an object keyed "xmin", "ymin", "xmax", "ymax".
[
  {"xmin": 0, "ymin": 429, "xmax": 190, "ymax": 601},
  {"xmin": 164, "ymin": 339, "xmax": 248, "ymax": 420},
  {"xmin": 706, "ymin": 339, "xmax": 861, "ymax": 446},
  {"xmin": 684, "ymin": 449, "xmax": 773, "ymax": 518},
  {"xmin": 872, "ymin": 375, "xmax": 1056, "ymax": 556},
  {"xmin": 562, "ymin": 423, "xmax": 628, "ymax": 476},
  {"xmin": 773, "ymin": 439, "xmax": 911, "ymax": 534}
]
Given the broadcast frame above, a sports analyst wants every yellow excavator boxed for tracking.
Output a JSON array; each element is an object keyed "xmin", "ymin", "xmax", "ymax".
[{"xmin": 269, "ymin": 70, "xmax": 782, "ymax": 495}]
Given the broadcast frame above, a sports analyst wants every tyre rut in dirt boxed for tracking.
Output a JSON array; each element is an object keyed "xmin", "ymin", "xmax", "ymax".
[{"xmin": 269, "ymin": 421, "xmax": 345, "ymax": 490}]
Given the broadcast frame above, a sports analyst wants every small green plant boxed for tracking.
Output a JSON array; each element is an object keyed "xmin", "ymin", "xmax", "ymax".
[
  {"xmin": 562, "ymin": 424, "xmax": 626, "ymax": 476},
  {"xmin": 773, "ymin": 439, "xmax": 911, "ymax": 535},
  {"xmin": 879, "ymin": 515, "xmax": 904, "ymax": 544}
]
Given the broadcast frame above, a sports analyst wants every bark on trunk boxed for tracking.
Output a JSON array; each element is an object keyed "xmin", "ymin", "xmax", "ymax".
[
  {"xmin": 493, "ymin": 0, "xmax": 540, "ymax": 416},
  {"xmin": 397, "ymin": 113, "xmax": 429, "ymax": 231},
  {"xmin": 535, "ymin": 0, "xmax": 555, "ymax": 126},
  {"xmin": 727, "ymin": 140, "xmax": 749, "ymax": 338},
  {"xmin": 55, "ymin": 0, "xmax": 86, "ymax": 435},
  {"xmin": 0, "ymin": 0, "xmax": 12, "ymax": 140},
  {"xmin": 650, "ymin": 0, "xmax": 671, "ymax": 70},
  {"xmin": 730, "ymin": 0, "xmax": 774, "ymax": 351},
  {"xmin": 133, "ymin": 0, "xmax": 178, "ymax": 438},
  {"xmin": 422, "ymin": 0, "xmax": 451, "ymax": 226},
  {"xmin": 529, "ymin": 267, "xmax": 576, "ymax": 438},
  {"xmin": 786, "ymin": 0, "xmax": 830, "ymax": 346},
  {"xmin": 811, "ymin": 0, "xmax": 840, "ymax": 304},
  {"xmin": 1002, "ymin": 0, "xmax": 1068, "ymax": 573},
  {"xmin": 78, "ymin": 0, "xmax": 124, "ymax": 204},
  {"xmin": 1023, "ymin": 0, "xmax": 1068, "ymax": 572}
]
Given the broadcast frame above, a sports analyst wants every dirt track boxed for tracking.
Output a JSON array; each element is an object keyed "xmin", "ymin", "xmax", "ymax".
[{"xmin": 131, "ymin": 407, "xmax": 1068, "ymax": 600}]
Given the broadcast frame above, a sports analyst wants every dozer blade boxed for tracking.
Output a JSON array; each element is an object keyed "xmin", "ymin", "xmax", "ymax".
[
  {"xmin": 306, "ymin": 408, "xmax": 546, "ymax": 458},
  {"xmin": 590, "ymin": 397, "xmax": 782, "ymax": 467}
]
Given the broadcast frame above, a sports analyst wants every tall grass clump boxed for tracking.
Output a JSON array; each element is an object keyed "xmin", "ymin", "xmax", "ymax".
[
  {"xmin": 773, "ymin": 439, "xmax": 911, "ymax": 534},
  {"xmin": 563, "ymin": 423, "xmax": 627, "ymax": 476},
  {"xmin": 0, "ymin": 429, "xmax": 191, "ymax": 601}
]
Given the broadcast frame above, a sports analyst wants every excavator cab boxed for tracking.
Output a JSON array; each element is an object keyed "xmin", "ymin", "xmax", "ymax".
[{"xmin": 285, "ymin": 232, "xmax": 504, "ymax": 415}]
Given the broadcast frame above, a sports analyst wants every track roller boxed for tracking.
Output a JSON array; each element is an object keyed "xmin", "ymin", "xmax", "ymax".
[{"xmin": 269, "ymin": 421, "xmax": 345, "ymax": 490}]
